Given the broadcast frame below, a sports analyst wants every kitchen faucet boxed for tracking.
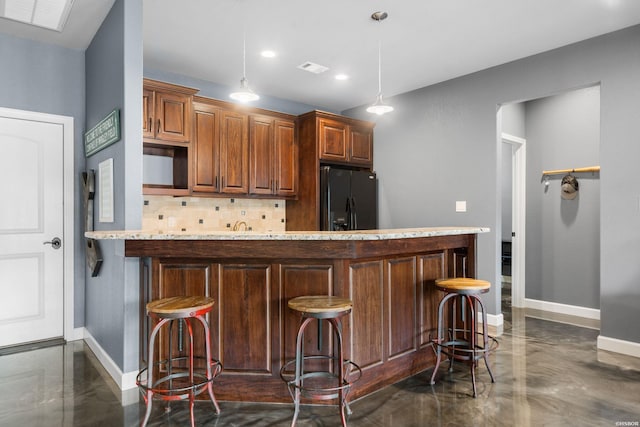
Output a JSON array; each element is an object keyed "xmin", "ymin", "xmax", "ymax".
[{"xmin": 232, "ymin": 221, "xmax": 248, "ymax": 231}]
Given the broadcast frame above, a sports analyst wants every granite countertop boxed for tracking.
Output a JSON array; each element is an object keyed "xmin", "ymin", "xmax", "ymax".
[{"xmin": 85, "ymin": 226, "xmax": 489, "ymax": 241}]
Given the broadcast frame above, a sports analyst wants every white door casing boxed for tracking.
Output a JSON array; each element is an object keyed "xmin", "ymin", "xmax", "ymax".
[
  {"xmin": 502, "ymin": 132, "xmax": 526, "ymax": 308},
  {"xmin": 0, "ymin": 108, "xmax": 74, "ymax": 347}
]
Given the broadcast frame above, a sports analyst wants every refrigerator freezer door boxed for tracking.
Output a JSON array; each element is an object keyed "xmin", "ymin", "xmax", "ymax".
[
  {"xmin": 350, "ymin": 170, "xmax": 377, "ymax": 230},
  {"xmin": 320, "ymin": 166, "xmax": 351, "ymax": 231}
]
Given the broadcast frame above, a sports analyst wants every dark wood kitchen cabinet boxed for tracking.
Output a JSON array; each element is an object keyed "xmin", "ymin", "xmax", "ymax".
[
  {"xmin": 219, "ymin": 109, "xmax": 249, "ymax": 194},
  {"xmin": 143, "ymin": 79, "xmax": 197, "ymax": 144},
  {"xmin": 191, "ymin": 101, "xmax": 220, "ymax": 193},
  {"xmin": 249, "ymin": 115, "xmax": 297, "ymax": 197},
  {"xmin": 348, "ymin": 124, "xmax": 374, "ymax": 166},
  {"xmin": 142, "ymin": 79, "xmax": 198, "ymax": 196},
  {"xmin": 143, "ymin": 80, "xmax": 298, "ymax": 199},
  {"xmin": 192, "ymin": 96, "xmax": 297, "ymax": 198},
  {"xmin": 191, "ymin": 98, "xmax": 249, "ymax": 195},
  {"xmin": 317, "ymin": 115, "xmax": 373, "ymax": 167}
]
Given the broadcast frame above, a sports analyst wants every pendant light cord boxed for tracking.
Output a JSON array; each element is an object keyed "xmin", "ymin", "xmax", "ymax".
[
  {"xmin": 242, "ymin": 31, "xmax": 247, "ymax": 79},
  {"xmin": 377, "ymin": 37, "xmax": 382, "ymax": 95}
]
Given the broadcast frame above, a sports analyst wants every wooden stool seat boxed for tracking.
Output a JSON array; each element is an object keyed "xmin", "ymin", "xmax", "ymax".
[
  {"xmin": 435, "ymin": 278, "xmax": 491, "ymax": 294},
  {"xmin": 288, "ymin": 296, "xmax": 353, "ymax": 315},
  {"xmin": 147, "ymin": 296, "xmax": 215, "ymax": 318}
]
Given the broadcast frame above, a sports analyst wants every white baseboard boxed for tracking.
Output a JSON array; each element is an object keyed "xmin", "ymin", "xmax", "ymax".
[
  {"xmin": 525, "ymin": 298, "xmax": 600, "ymax": 320},
  {"xmin": 69, "ymin": 327, "xmax": 85, "ymax": 341},
  {"xmin": 487, "ymin": 313, "xmax": 504, "ymax": 327},
  {"xmin": 597, "ymin": 335, "xmax": 640, "ymax": 358},
  {"xmin": 83, "ymin": 328, "xmax": 138, "ymax": 391}
]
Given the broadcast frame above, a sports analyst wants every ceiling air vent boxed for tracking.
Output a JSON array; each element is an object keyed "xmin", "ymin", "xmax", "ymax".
[{"xmin": 297, "ymin": 61, "xmax": 329, "ymax": 74}]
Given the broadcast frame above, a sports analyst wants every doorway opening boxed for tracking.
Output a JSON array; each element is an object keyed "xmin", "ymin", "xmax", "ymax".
[{"xmin": 498, "ymin": 85, "xmax": 601, "ymax": 329}]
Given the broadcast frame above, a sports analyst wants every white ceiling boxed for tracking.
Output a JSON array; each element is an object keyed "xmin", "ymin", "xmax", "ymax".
[{"xmin": 3, "ymin": 0, "xmax": 640, "ymax": 112}]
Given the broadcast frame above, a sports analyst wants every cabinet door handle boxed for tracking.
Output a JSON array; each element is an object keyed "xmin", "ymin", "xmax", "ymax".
[
  {"xmin": 221, "ymin": 176, "xmax": 224, "ymax": 190},
  {"xmin": 148, "ymin": 117, "xmax": 152, "ymax": 132},
  {"xmin": 157, "ymin": 119, "xmax": 161, "ymax": 133},
  {"xmin": 214, "ymin": 176, "xmax": 218, "ymax": 190}
]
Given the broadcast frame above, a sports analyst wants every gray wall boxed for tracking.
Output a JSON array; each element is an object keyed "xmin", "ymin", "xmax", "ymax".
[
  {"xmin": 0, "ymin": 32, "xmax": 87, "ymax": 328},
  {"xmin": 502, "ymin": 102, "xmax": 526, "ymax": 137},
  {"xmin": 525, "ymin": 86, "xmax": 600, "ymax": 309},
  {"xmin": 344, "ymin": 25, "xmax": 640, "ymax": 344},
  {"xmin": 85, "ymin": 0, "xmax": 143, "ymax": 373}
]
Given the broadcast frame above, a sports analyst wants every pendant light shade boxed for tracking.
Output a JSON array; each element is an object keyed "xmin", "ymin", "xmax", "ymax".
[
  {"xmin": 367, "ymin": 11, "xmax": 393, "ymax": 115},
  {"xmin": 230, "ymin": 77, "xmax": 259, "ymax": 102},
  {"xmin": 367, "ymin": 94, "xmax": 394, "ymax": 115},
  {"xmin": 230, "ymin": 26, "xmax": 259, "ymax": 102}
]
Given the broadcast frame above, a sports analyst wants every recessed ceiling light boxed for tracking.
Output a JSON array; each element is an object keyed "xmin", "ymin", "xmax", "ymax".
[
  {"xmin": 335, "ymin": 74, "xmax": 349, "ymax": 81},
  {"xmin": 261, "ymin": 50, "xmax": 276, "ymax": 58},
  {"xmin": 1, "ymin": 0, "xmax": 75, "ymax": 32}
]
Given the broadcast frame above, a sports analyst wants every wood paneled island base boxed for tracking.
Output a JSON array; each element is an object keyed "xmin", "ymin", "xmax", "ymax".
[{"xmin": 114, "ymin": 227, "xmax": 487, "ymax": 403}]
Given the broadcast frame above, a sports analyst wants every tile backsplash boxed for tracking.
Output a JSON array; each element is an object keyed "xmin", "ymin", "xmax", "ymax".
[{"xmin": 142, "ymin": 195, "xmax": 286, "ymax": 232}]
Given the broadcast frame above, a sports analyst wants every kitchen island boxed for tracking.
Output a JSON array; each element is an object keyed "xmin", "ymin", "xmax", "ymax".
[{"xmin": 86, "ymin": 227, "xmax": 488, "ymax": 403}]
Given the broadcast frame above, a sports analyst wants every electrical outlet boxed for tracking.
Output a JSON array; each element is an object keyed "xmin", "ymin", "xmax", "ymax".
[{"xmin": 456, "ymin": 201, "xmax": 467, "ymax": 212}]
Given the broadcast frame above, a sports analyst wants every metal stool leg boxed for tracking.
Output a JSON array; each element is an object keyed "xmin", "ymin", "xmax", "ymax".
[
  {"xmin": 466, "ymin": 295, "xmax": 478, "ymax": 398},
  {"xmin": 431, "ymin": 292, "xmax": 456, "ymax": 385},
  {"xmin": 141, "ymin": 317, "xmax": 169, "ymax": 427},
  {"xmin": 194, "ymin": 313, "xmax": 221, "ymax": 413},
  {"xmin": 476, "ymin": 296, "xmax": 495, "ymax": 383},
  {"xmin": 182, "ymin": 318, "xmax": 196, "ymax": 427},
  {"xmin": 291, "ymin": 317, "xmax": 314, "ymax": 427},
  {"xmin": 448, "ymin": 295, "xmax": 459, "ymax": 373},
  {"xmin": 329, "ymin": 318, "xmax": 348, "ymax": 427}
]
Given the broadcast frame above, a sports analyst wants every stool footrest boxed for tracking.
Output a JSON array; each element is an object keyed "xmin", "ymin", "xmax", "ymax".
[
  {"xmin": 432, "ymin": 334, "xmax": 499, "ymax": 363},
  {"xmin": 136, "ymin": 356, "xmax": 222, "ymax": 400},
  {"xmin": 280, "ymin": 355, "xmax": 362, "ymax": 400}
]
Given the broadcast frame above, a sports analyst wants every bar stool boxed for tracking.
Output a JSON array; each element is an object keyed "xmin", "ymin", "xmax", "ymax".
[
  {"xmin": 136, "ymin": 296, "xmax": 222, "ymax": 427},
  {"xmin": 430, "ymin": 278, "xmax": 498, "ymax": 397},
  {"xmin": 280, "ymin": 296, "xmax": 362, "ymax": 427}
]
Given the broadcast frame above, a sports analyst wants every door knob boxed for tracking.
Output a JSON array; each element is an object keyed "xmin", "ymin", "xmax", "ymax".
[{"xmin": 43, "ymin": 237, "xmax": 62, "ymax": 250}]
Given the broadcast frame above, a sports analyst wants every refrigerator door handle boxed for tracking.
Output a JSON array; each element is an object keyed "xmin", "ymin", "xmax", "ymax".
[
  {"xmin": 345, "ymin": 197, "xmax": 352, "ymax": 230},
  {"xmin": 350, "ymin": 196, "xmax": 358, "ymax": 230}
]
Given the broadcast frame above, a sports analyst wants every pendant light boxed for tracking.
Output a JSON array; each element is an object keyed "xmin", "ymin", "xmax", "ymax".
[
  {"xmin": 367, "ymin": 11, "xmax": 393, "ymax": 115},
  {"xmin": 230, "ymin": 26, "xmax": 259, "ymax": 102}
]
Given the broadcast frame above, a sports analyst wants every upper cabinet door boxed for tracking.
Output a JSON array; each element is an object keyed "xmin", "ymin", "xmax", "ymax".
[
  {"xmin": 349, "ymin": 125, "xmax": 373, "ymax": 167},
  {"xmin": 219, "ymin": 110, "xmax": 249, "ymax": 194},
  {"xmin": 142, "ymin": 88, "xmax": 155, "ymax": 139},
  {"xmin": 273, "ymin": 119, "xmax": 297, "ymax": 197},
  {"xmin": 192, "ymin": 103, "xmax": 220, "ymax": 193},
  {"xmin": 249, "ymin": 116, "xmax": 297, "ymax": 197},
  {"xmin": 155, "ymin": 91, "xmax": 192, "ymax": 143},
  {"xmin": 249, "ymin": 115, "xmax": 275, "ymax": 195},
  {"xmin": 318, "ymin": 118, "xmax": 348, "ymax": 163}
]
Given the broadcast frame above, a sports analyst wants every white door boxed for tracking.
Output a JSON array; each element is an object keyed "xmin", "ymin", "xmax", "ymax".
[{"xmin": 0, "ymin": 114, "xmax": 65, "ymax": 347}]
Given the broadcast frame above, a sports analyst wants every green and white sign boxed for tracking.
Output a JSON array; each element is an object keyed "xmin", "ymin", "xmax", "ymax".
[{"xmin": 85, "ymin": 109, "xmax": 120, "ymax": 157}]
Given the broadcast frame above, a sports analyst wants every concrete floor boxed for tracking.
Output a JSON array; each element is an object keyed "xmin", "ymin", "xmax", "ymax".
[{"xmin": 1, "ymin": 301, "xmax": 640, "ymax": 426}]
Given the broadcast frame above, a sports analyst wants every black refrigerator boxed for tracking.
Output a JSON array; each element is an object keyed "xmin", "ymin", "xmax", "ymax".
[{"xmin": 320, "ymin": 166, "xmax": 377, "ymax": 231}]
